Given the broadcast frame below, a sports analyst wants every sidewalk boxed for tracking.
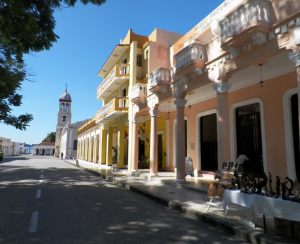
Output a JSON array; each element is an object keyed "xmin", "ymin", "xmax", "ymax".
[{"xmin": 65, "ymin": 159, "xmax": 298, "ymax": 244}]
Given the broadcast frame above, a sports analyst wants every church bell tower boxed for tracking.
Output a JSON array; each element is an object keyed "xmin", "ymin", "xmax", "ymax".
[{"xmin": 55, "ymin": 86, "xmax": 72, "ymax": 156}]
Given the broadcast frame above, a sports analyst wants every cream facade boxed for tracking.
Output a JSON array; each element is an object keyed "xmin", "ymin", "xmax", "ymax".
[
  {"xmin": 32, "ymin": 142, "xmax": 55, "ymax": 155},
  {"xmin": 78, "ymin": 0, "xmax": 300, "ymax": 183}
]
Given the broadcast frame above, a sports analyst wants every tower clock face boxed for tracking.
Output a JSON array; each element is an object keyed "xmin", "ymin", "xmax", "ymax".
[{"xmin": 62, "ymin": 108, "xmax": 67, "ymax": 113}]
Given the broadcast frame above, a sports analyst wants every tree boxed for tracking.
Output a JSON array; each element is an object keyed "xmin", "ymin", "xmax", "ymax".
[
  {"xmin": 42, "ymin": 132, "xmax": 56, "ymax": 142},
  {"xmin": 0, "ymin": 0, "xmax": 106, "ymax": 130}
]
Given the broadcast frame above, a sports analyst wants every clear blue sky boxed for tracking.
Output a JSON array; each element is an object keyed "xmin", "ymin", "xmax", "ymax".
[{"xmin": 0, "ymin": 0, "xmax": 224, "ymax": 144}]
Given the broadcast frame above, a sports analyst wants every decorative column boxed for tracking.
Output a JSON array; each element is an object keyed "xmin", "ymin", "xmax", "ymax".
[
  {"xmin": 89, "ymin": 138, "xmax": 93, "ymax": 162},
  {"xmin": 117, "ymin": 119, "xmax": 125, "ymax": 169},
  {"xmin": 93, "ymin": 136, "xmax": 97, "ymax": 163},
  {"xmin": 84, "ymin": 139, "xmax": 87, "ymax": 161},
  {"xmin": 95, "ymin": 136, "xmax": 99, "ymax": 163},
  {"xmin": 100, "ymin": 128, "xmax": 107, "ymax": 165},
  {"xmin": 77, "ymin": 140, "xmax": 81, "ymax": 159},
  {"xmin": 213, "ymin": 82, "xmax": 232, "ymax": 170},
  {"xmin": 149, "ymin": 110, "xmax": 160, "ymax": 175},
  {"xmin": 106, "ymin": 127, "xmax": 113, "ymax": 166},
  {"xmin": 132, "ymin": 116, "xmax": 139, "ymax": 171},
  {"xmin": 174, "ymin": 99, "xmax": 187, "ymax": 181}
]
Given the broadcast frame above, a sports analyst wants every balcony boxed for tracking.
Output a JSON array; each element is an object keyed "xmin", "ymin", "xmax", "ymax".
[
  {"xmin": 220, "ymin": 0, "xmax": 271, "ymax": 56},
  {"xmin": 97, "ymin": 64, "xmax": 130, "ymax": 100},
  {"xmin": 131, "ymin": 83, "xmax": 147, "ymax": 103},
  {"xmin": 174, "ymin": 42, "xmax": 206, "ymax": 77},
  {"xmin": 148, "ymin": 68, "xmax": 171, "ymax": 93},
  {"xmin": 95, "ymin": 97, "xmax": 129, "ymax": 124}
]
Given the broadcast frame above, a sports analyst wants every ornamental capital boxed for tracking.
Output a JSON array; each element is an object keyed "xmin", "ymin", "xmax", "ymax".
[
  {"xmin": 147, "ymin": 94, "xmax": 159, "ymax": 110},
  {"xmin": 149, "ymin": 109, "xmax": 160, "ymax": 117},
  {"xmin": 289, "ymin": 50, "xmax": 300, "ymax": 68},
  {"xmin": 174, "ymin": 99, "xmax": 187, "ymax": 108},
  {"xmin": 213, "ymin": 82, "xmax": 232, "ymax": 94},
  {"xmin": 132, "ymin": 116, "xmax": 139, "ymax": 123}
]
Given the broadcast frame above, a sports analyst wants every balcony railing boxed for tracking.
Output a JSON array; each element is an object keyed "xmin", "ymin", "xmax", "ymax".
[
  {"xmin": 220, "ymin": 0, "xmax": 271, "ymax": 43},
  {"xmin": 96, "ymin": 97, "xmax": 129, "ymax": 123},
  {"xmin": 131, "ymin": 83, "xmax": 147, "ymax": 102},
  {"xmin": 149, "ymin": 68, "xmax": 171, "ymax": 87},
  {"xmin": 174, "ymin": 42, "xmax": 206, "ymax": 76},
  {"xmin": 131, "ymin": 83, "xmax": 147, "ymax": 99},
  {"xmin": 97, "ymin": 64, "xmax": 130, "ymax": 98}
]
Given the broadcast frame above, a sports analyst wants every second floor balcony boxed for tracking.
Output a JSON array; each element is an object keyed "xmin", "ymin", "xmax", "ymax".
[
  {"xmin": 95, "ymin": 97, "xmax": 129, "ymax": 124},
  {"xmin": 131, "ymin": 83, "xmax": 147, "ymax": 103},
  {"xmin": 97, "ymin": 64, "xmax": 130, "ymax": 100},
  {"xmin": 148, "ymin": 67, "xmax": 171, "ymax": 93},
  {"xmin": 220, "ymin": 0, "xmax": 271, "ymax": 52},
  {"xmin": 174, "ymin": 42, "xmax": 206, "ymax": 77}
]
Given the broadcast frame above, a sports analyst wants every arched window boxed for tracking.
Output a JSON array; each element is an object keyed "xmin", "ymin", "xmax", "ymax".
[
  {"xmin": 66, "ymin": 103, "xmax": 69, "ymax": 108},
  {"xmin": 61, "ymin": 103, "xmax": 65, "ymax": 108},
  {"xmin": 62, "ymin": 116, "xmax": 66, "ymax": 121},
  {"xmin": 73, "ymin": 140, "xmax": 78, "ymax": 150}
]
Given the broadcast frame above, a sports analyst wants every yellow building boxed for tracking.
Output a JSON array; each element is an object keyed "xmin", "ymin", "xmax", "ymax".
[{"xmin": 77, "ymin": 28, "xmax": 182, "ymax": 173}]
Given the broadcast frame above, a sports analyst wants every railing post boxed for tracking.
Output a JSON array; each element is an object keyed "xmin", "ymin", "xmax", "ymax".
[
  {"xmin": 258, "ymin": 0, "xmax": 265, "ymax": 21},
  {"xmin": 245, "ymin": 3, "xmax": 251, "ymax": 24},
  {"xmin": 253, "ymin": 1, "xmax": 258, "ymax": 21}
]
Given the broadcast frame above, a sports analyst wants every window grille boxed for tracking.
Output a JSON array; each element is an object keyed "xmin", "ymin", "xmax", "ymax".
[{"xmin": 137, "ymin": 54, "xmax": 142, "ymax": 67}]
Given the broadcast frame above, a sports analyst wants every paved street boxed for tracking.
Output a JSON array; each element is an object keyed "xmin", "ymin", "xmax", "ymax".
[{"xmin": 0, "ymin": 155, "xmax": 250, "ymax": 244}]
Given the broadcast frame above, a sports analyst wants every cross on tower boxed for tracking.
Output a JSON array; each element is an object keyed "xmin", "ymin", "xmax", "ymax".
[{"xmin": 65, "ymin": 82, "xmax": 68, "ymax": 91}]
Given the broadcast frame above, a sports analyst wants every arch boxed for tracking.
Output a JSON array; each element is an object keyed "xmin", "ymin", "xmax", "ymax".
[
  {"xmin": 230, "ymin": 98, "xmax": 268, "ymax": 174},
  {"xmin": 283, "ymin": 88, "xmax": 298, "ymax": 180},
  {"xmin": 61, "ymin": 103, "xmax": 65, "ymax": 108},
  {"xmin": 62, "ymin": 116, "xmax": 66, "ymax": 122},
  {"xmin": 73, "ymin": 140, "xmax": 78, "ymax": 150},
  {"xmin": 196, "ymin": 109, "xmax": 218, "ymax": 171}
]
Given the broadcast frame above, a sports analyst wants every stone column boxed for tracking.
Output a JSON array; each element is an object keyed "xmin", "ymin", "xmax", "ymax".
[
  {"xmin": 213, "ymin": 82, "xmax": 232, "ymax": 170},
  {"xmin": 132, "ymin": 116, "xmax": 139, "ymax": 171},
  {"xmin": 106, "ymin": 127, "xmax": 112, "ymax": 166},
  {"xmin": 117, "ymin": 119, "xmax": 125, "ymax": 169},
  {"xmin": 174, "ymin": 99, "xmax": 187, "ymax": 181},
  {"xmin": 100, "ymin": 129, "xmax": 107, "ymax": 165},
  {"xmin": 89, "ymin": 138, "xmax": 92, "ymax": 162},
  {"xmin": 77, "ymin": 141, "xmax": 80, "ymax": 159},
  {"xmin": 149, "ymin": 110, "xmax": 160, "ymax": 175}
]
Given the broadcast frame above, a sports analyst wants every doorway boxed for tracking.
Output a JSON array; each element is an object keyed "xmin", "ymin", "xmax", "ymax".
[
  {"xmin": 236, "ymin": 103, "xmax": 263, "ymax": 175},
  {"xmin": 291, "ymin": 94, "xmax": 300, "ymax": 179},
  {"xmin": 200, "ymin": 114, "xmax": 218, "ymax": 171},
  {"xmin": 158, "ymin": 134, "xmax": 163, "ymax": 170}
]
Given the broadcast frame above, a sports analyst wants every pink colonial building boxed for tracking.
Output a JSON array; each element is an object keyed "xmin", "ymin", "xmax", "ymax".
[{"xmin": 77, "ymin": 0, "xmax": 300, "ymax": 183}]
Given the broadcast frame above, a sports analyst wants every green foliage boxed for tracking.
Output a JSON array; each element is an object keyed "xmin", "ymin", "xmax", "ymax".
[
  {"xmin": 42, "ymin": 132, "xmax": 56, "ymax": 142},
  {"xmin": 0, "ymin": 0, "xmax": 106, "ymax": 130}
]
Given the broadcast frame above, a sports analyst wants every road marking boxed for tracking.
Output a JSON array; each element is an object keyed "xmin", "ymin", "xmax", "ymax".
[
  {"xmin": 28, "ymin": 211, "xmax": 39, "ymax": 233},
  {"xmin": 39, "ymin": 180, "xmax": 43, "ymax": 184},
  {"xmin": 36, "ymin": 189, "xmax": 41, "ymax": 198}
]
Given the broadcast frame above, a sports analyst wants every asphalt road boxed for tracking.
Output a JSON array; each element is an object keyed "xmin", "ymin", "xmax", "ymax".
[{"xmin": 0, "ymin": 155, "xmax": 250, "ymax": 244}]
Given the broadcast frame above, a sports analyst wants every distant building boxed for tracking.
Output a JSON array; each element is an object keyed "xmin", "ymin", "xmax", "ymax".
[
  {"xmin": 32, "ymin": 142, "xmax": 55, "ymax": 155},
  {"xmin": 54, "ymin": 87, "xmax": 89, "ymax": 159},
  {"xmin": 24, "ymin": 144, "xmax": 33, "ymax": 154},
  {"xmin": 0, "ymin": 137, "xmax": 13, "ymax": 156}
]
